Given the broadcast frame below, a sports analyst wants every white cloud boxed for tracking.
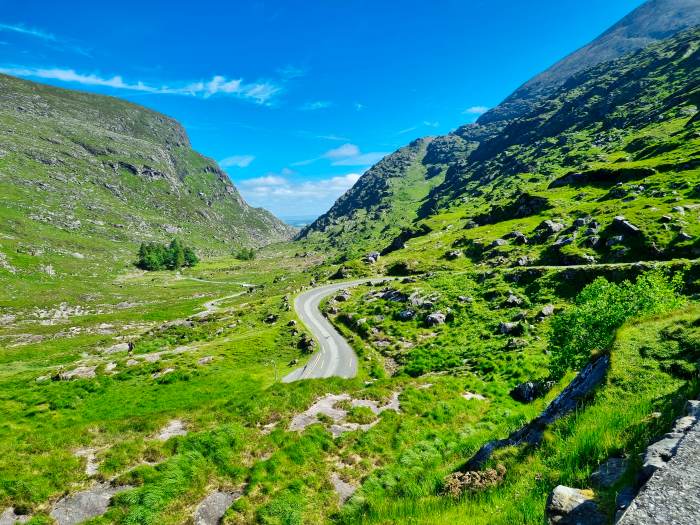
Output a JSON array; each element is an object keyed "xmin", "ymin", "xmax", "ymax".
[
  {"xmin": 300, "ymin": 100, "xmax": 333, "ymax": 111},
  {"xmin": 423, "ymin": 120, "xmax": 439, "ymax": 127},
  {"xmin": 0, "ymin": 23, "xmax": 56, "ymax": 41},
  {"xmin": 0, "ymin": 66, "xmax": 282, "ymax": 104},
  {"xmin": 220, "ymin": 155, "xmax": 255, "ymax": 168},
  {"xmin": 463, "ymin": 105, "xmax": 489, "ymax": 115},
  {"xmin": 277, "ymin": 65, "xmax": 306, "ymax": 80},
  {"xmin": 354, "ymin": 102, "xmax": 365, "ymax": 111},
  {"xmin": 236, "ymin": 172, "xmax": 362, "ymax": 216},
  {"xmin": 292, "ymin": 143, "xmax": 387, "ymax": 168},
  {"xmin": 324, "ymin": 143, "xmax": 360, "ymax": 159}
]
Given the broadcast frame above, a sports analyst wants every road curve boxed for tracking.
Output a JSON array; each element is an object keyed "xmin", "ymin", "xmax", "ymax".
[{"xmin": 283, "ymin": 278, "xmax": 387, "ymax": 383}]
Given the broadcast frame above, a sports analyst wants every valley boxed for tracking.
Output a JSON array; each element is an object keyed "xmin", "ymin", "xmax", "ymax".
[{"xmin": 1, "ymin": 1, "xmax": 700, "ymax": 524}]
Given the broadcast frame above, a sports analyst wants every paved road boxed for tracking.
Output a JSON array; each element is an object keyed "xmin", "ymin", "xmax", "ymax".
[{"xmin": 283, "ymin": 278, "xmax": 387, "ymax": 383}]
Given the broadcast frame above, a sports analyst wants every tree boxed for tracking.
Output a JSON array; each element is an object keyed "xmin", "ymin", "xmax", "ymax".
[{"xmin": 136, "ymin": 239, "xmax": 198, "ymax": 271}]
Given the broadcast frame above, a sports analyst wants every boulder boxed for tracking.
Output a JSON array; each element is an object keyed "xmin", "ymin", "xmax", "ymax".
[
  {"xmin": 488, "ymin": 239, "xmax": 508, "ymax": 249},
  {"xmin": 499, "ymin": 322, "xmax": 524, "ymax": 336},
  {"xmin": 365, "ymin": 252, "xmax": 381, "ymax": 264},
  {"xmin": 546, "ymin": 486, "xmax": 605, "ymax": 525},
  {"xmin": 538, "ymin": 304, "xmax": 555, "ymax": 319},
  {"xmin": 641, "ymin": 436, "xmax": 682, "ymax": 480},
  {"xmin": 264, "ymin": 314, "xmax": 278, "ymax": 324},
  {"xmin": 335, "ymin": 290, "xmax": 351, "ymax": 302},
  {"xmin": 445, "ymin": 250, "xmax": 462, "ymax": 260},
  {"xmin": 504, "ymin": 294, "xmax": 523, "ymax": 307},
  {"xmin": 509, "ymin": 380, "xmax": 554, "ymax": 403},
  {"xmin": 537, "ymin": 220, "xmax": 566, "ymax": 237},
  {"xmin": 612, "ymin": 216, "xmax": 642, "ymax": 236},
  {"xmin": 425, "ymin": 312, "xmax": 446, "ymax": 325},
  {"xmin": 398, "ymin": 309, "xmax": 415, "ymax": 321},
  {"xmin": 458, "ymin": 295, "xmax": 474, "ymax": 303}
]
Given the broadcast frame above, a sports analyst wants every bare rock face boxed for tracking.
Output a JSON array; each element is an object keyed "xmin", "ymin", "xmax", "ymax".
[
  {"xmin": 0, "ymin": 508, "xmax": 30, "ymax": 524},
  {"xmin": 590, "ymin": 457, "xmax": 628, "ymax": 488},
  {"xmin": 546, "ymin": 486, "xmax": 605, "ymax": 525}
]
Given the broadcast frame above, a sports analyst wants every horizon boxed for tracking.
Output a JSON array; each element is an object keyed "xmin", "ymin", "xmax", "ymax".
[{"xmin": 0, "ymin": 0, "xmax": 645, "ymax": 220}]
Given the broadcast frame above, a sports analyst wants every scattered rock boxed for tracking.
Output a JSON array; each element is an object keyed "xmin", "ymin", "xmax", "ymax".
[
  {"xmin": 537, "ymin": 220, "xmax": 566, "ymax": 237},
  {"xmin": 546, "ymin": 485, "xmax": 605, "ymax": 525},
  {"xmin": 612, "ymin": 216, "xmax": 642, "ymax": 236},
  {"xmin": 264, "ymin": 314, "xmax": 278, "ymax": 324},
  {"xmin": 445, "ymin": 250, "xmax": 462, "ymax": 260},
  {"xmin": 57, "ymin": 366, "xmax": 96, "ymax": 381},
  {"xmin": 488, "ymin": 239, "xmax": 508, "ymax": 249},
  {"xmin": 462, "ymin": 392, "xmax": 486, "ymax": 401},
  {"xmin": 672, "ymin": 206, "xmax": 686, "ymax": 215},
  {"xmin": 198, "ymin": 356, "xmax": 214, "ymax": 365},
  {"xmin": 425, "ymin": 312, "xmax": 446, "ymax": 325},
  {"xmin": 364, "ymin": 252, "xmax": 381, "ymax": 264},
  {"xmin": 157, "ymin": 419, "xmax": 187, "ymax": 440},
  {"xmin": 499, "ymin": 321, "xmax": 524, "ymax": 336},
  {"xmin": 509, "ymin": 380, "xmax": 554, "ymax": 403},
  {"xmin": 330, "ymin": 473, "xmax": 357, "ymax": 505},
  {"xmin": 504, "ymin": 294, "xmax": 523, "ymax": 307},
  {"xmin": 49, "ymin": 483, "xmax": 131, "ymax": 525},
  {"xmin": 335, "ymin": 290, "xmax": 351, "ymax": 302},
  {"xmin": 458, "ymin": 296, "xmax": 473, "ymax": 303},
  {"xmin": 152, "ymin": 368, "xmax": 175, "ymax": 379},
  {"xmin": 538, "ymin": 304, "xmax": 555, "ymax": 320},
  {"xmin": 193, "ymin": 490, "xmax": 241, "ymax": 525}
]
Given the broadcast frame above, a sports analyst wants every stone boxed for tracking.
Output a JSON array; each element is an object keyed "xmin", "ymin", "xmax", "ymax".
[
  {"xmin": 499, "ymin": 321, "xmax": 524, "ymax": 336},
  {"xmin": 425, "ymin": 312, "xmax": 446, "ymax": 325},
  {"xmin": 193, "ymin": 490, "xmax": 241, "ymax": 525},
  {"xmin": 590, "ymin": 457, "xmax": 628, "ymax": 488},
  {"xmin": 364, "ymin": 252, "xmax": 380, "ymax": 264},
  {"xmin": 613, "ymin": 216, "xmax": 642, "ymax": 236},
  {"xmin": 538, "ymin": 304, "xmax": 555, "ymax": 319},
  {"xmin": 672, "ymin": 206, "xmax": 686, "ymax": 215},
  {"xmin": 537, "ymin": 220, "xmax": 566, "ymax": 236},
  {"xmin": 57, "ymin": 366, "xmax": 96, "ymax": 381},
  {"xmin": 335, "ymin": 290, "xmax": 351, "ymax": 302},
  {"xmin": 458, "ymin": 295, "xmax": 474, "ymax": 303},
  {"xmin": 198, "ymin": 356, "xmax": 214, "ymax": 365},
  {"xmin": 509, "ymin": 380, "xmax": 553, "ymax": 403},
  {"xmin": 330, "ymin": 473, "xmax": 357, "ymax": 505},
  {"xmin": 445, "ymin": 250, "xmax": 462, "ymax": 260},
  {"xmin": 158, "ymin": 419, "xmax": 187, "ymax": 440},
  {"xmin": 546, "ymin": 485, "xmax": 605, "ymax": 525},
  {"xmin": 504, "ymin": 294, "xmax": 523, "ymax": 307},
  {"xmin": 660, "ymin": 215, "xmax": 673, "ymax": 223},
  {"xmin": 678, "ymin": 232, "xmax": 693, "ymax": 241},
  {"xmin": 398, "ymin": 309, "xmax": 415, "ymax": 320},
  {"xmin": 264, "ymin": 314, "xmax": 278, "ymax": 324},
  {"xmin": 488, "ymin": 238, "xmax": 508, "ymax": 249},
  {"xmin": 641, "ymin": 436, "xmax": 681, "ymax": 480}
]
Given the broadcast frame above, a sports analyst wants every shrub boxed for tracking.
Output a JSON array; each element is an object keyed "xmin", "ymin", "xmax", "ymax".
[{"xmin": 549, "ymin": 270, "xmax": 685, "ymax": 377}]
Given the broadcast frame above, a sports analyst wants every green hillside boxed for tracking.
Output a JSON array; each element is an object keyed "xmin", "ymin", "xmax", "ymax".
[{"xmin": 0, "ymin": 74, "xmax": 295, "ymax": 287}]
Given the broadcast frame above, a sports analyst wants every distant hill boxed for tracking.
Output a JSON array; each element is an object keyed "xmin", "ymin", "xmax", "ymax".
[{"xmin": 0, "ymin": 74, "xmax": 295, "ymax": 277}]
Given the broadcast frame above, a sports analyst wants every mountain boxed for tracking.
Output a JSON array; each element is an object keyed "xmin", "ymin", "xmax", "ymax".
[
  {"xmin": 480, "ymin": 0, "xmax": 700, "ymax": 125},
  {"xmin": 0, "ymin": 74, "xmax": 295, "ymax": 276},
  {"xmin": 299, "ymin": 0, "xmax": 700, "ymax": 255}
]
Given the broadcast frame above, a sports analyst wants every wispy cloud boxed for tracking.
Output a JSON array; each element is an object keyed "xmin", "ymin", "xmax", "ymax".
[
  {"xmin": 463, "ymin": 105, "xmax": 489, "ymax": 115},
  {"xmin": 300, "ymin": 100, "xmax": 333, "ymax": 111},
  {"xmin": 220, "ymin": 155, "xmax": 255, "ymax": 168},
  {"xmin": 398, "ymin": 125, "xmax": 418, "ymax": 135},
  {"xmin": 354, "ymin": 102, "xmax": 365, "ymax": 111},
  {"xmin": 423, "ymin": 120, "xmax": 439, "ymax": 127},
  {"xmin": 0, "ymin": 66, "xmax": 282, "ymax": 104},
  {"xmin": 0, "ymin": 23, "xmax": 55, "ymax": 41},
  {"xmin": 315, "ymin": 133, "xmax": 350, "ymax": 142},
  {"xmin": 292, "ymin": 143, "xmax": 388, "ymax": 167}
]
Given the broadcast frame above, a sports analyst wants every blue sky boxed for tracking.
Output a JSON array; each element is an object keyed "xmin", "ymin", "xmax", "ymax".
[{"xmin": 0, "ymin": 0, "xmax": 645, "ymax": 220}]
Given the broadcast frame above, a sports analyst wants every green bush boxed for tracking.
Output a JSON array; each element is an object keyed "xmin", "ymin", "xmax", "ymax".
[
  {"xmin": 234, "ymin": 247, "xmax": 256, "ymax": 261},
  {"xmin": 549, "ymin": 269, "xmax": 685, "ymax": 377},
  {"xmin": 136, "ymin": 239, "xmax": 198, "ymax": 271}
]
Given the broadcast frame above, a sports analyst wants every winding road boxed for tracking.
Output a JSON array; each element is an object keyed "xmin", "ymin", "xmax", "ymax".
[{"xmin": 282, "ymin": 279, "xmax": 387, "ymax": 382}]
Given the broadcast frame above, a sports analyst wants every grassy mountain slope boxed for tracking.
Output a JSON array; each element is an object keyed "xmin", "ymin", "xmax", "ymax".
[
  {"xmin": 0, "ymin": 74, "xmax": 295, "ymax": 283},
  {"xmin": 299, "ymin": 0, "xmax": 700, "ymax": 257}
]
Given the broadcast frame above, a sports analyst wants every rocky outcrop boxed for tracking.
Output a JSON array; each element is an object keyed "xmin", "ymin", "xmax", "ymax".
[
  {"xmin": 617, "ymin": 400, "xmax": 700, "ymax": 524},
  {"xmin": 464, "ymin": 355, "xmax": 610, "ymax": 470},
  {"xmin": 194, "ymin": 490, "xmax": 242, "ymax": 525}
]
